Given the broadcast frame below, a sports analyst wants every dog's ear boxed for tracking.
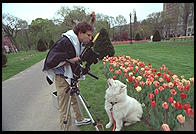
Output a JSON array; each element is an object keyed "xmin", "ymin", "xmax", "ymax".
[{"xmin": 120, "ymin": 85, "xmax": 127, "ymax": 93}]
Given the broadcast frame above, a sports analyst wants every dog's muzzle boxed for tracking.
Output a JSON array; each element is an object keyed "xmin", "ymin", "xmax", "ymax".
[{"xmin": 110, "ymin": 102, "xmax": 118, "ymax": 111}]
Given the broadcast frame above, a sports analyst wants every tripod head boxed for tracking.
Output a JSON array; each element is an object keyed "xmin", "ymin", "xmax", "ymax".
[{"xmin": 65, "ymin": 59, "xmax": 99, "ymax": 80}]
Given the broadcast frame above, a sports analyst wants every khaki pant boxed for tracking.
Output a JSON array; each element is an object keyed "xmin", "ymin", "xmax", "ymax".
[{"xmin": 55, "ymin": 74, "xmax": 83, "ymax": 131}]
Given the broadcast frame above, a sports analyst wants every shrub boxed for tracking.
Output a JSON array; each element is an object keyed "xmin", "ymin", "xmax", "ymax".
[
  {"xmin": 135, "ymin": 33, "xmax": 141, "ymax": 41},
  {"xmin": 94, "ymin": 28, "xmax": 115, "ymax": 60},
  {"xmin": 49, "ymin": 40, "xmax": 55, "ymax": 49},
  {"xmin": 37, "ymin": 39, "xmax": 47, "ymax": 52},
  {"xmin": 2, "ymin": 53, "xmax": 7, "ymax": 67},
  {"xmin": 153, "ymin": 30, "xmax": 161, "ymax": 42}
]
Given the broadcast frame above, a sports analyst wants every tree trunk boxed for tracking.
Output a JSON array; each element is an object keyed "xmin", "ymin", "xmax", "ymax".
[
  {"xmin": 9, "ymin": 36, "xmax": 20, "ymax": 52},
  {"xmin": 183, "ymin": 14, "xmax": 189, "ymax": 36},
  {"xmin": 24, "ymin": 30, "xmax": 31, "ymax": 50}
]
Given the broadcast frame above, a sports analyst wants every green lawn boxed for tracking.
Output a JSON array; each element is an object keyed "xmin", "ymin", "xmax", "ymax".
[
  {"xmin": 79, "ymin": 40, "xmax": 194, "ymax": 131},
  {"xmin": 2, "ymin": 50, "xmax": 48, "ymax": 81},
  {"xmin": 113, "ymin": 40, "xmax": 194, "ymax": 78}
]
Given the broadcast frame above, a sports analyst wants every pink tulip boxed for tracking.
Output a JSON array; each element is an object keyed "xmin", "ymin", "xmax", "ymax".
[
  {"xmin": 162, "ymin": 102, "xmax": 169, "ymax": 110},
  {"xmin": 161, "ymin": 124, "xmax": 170, "ymax": 131}
]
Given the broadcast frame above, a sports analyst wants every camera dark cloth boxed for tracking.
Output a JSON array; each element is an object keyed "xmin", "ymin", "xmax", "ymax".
[{"xmin": 42, "ymin": 36, "xmax": 76, "ymax": 71}]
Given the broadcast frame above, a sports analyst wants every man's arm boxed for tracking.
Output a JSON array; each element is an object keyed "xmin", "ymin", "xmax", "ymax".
[{"xmin": 90, "ymin": 11, "xmax": 96, "ymax": 26}]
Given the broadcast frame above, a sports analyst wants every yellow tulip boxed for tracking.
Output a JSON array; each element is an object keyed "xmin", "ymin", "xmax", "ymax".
[
  {"xmin": 177, "ymin": 114, "xmax": 185, "ymax": 124},
  {"xmin": 136, "ymin": 86, "xmax": 142, "ymax": 92}
]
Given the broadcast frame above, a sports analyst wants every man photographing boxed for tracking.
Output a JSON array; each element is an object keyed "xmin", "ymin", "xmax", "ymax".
[{"xmin": 42, "ymin": 12, "xmax": 96, "ymax": 131}]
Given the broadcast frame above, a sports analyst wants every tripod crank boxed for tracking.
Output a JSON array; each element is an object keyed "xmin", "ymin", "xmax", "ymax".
[{"xmin": 77, "ymin": 94, "xmax": 99, "ymax": 131}]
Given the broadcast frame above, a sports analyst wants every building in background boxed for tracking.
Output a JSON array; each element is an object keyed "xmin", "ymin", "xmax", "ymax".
[
  {"xmin": 2, "ymin": 36, "xmax": 17, "ymax": 53},
  {"xmin": 163, "ymin": 3, "xmax": 194, "ymax": 37}
]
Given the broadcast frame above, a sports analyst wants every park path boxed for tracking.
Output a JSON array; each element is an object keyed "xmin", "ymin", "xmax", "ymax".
[{"xmin": 2, "ymin": 59, "xmax": 79, "ymax": 131}]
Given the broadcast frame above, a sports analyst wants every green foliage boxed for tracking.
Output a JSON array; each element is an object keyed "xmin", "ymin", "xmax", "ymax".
[
  {"xmin": 49, "ymin": 40, "xmax": 55, "ymax": 49},
  {"xmin": 2, "ymin": 53, "xmax": 7, "ymax": 67},
  {"xmin": 94, "ymin": 28, "xmax": 115, "ymax": 60},
  {"xmin": 153, "ymin": 30, "xmax": 161, "ymax": 42},
  {"xmin": 135, "ymin": 33, "xmax": 141, "ymax": 40},
  {"xmin": 37, "ymin": 39, "xmax": 47, "ymax": 52}
]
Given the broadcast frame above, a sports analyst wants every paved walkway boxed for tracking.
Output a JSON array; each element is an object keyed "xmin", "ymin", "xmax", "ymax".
[{"xmin": 2, "ymin": 59, "xmax": 79, "ymax": 131}]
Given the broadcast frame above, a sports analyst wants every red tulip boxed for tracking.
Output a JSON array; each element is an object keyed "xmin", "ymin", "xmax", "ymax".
[
  {"xmin": 182, "ymin": 104, "xmax": 191, "ymax": 110},
  {"xmin": 153, "ymin": 81, "xmax": 160, "ymax": 87},
  {"xmin": 184, "ymin": 84, "xmax": 190, "ymax": 91},
  {"xmin": 139, "ymin": 81, "xmax": 145, "ymax": 86},
  {"xmin": 148, "ymin": 62, "xmax": 152, "ymax": 68},
  {"xmin": 177, "ymin": 85, "xmax": 184, "ymax": 91},
  {"xmin": 109, "ymin": 67, "xmax": 114, "ymax": 72},
  {"xmin": 115, "ymin": 69, "xmax": 122, "ymax": 75},
  {"xmin": 139, "ymin": 62, "xmax": 145, "ymax": 67},
  {"xmin": 150, "ymin": 100, "xmax": 156, "ymax": 107},
  {"xmin": 139, "ymin": 70, "xmax": 143, "ymax": 75},
  {"xmin": 170, "ymin": 89, "xmax": 177, "ymax": 95},
  {"xmin": 127, "ymin": 76, "xmax": 133, "ymax": 82},
  {"xmin": 148, "ymin": 93, "xmax": 154, "ymax": 99},
  {"xmin": 162, "ymin": 83, "xmax": 168, "ymax": 89},
  {"xmin": 184, "ymin": 108, "xmax": 194, "ymax": 117},
  {"xmin": 168, "ymin": 97, "xmax": 174, "ymax": 103},
  {"xmin": 174, "ymin": 102, "xmax": 182, "ymax": 110},
  {"xmin": 124, "ymin": 72, "xmax": 128, "ymax": 77},
  {"xmin": 154, "ymin": 88, "xmax": 159, "ymax": 95},
  {"xmin": 159, "ymin": 86, "xmax": 164, "ymax": 92},
  {"xmin": 162, "ymin": 102, "xmax": 169, "ymax": 110},
  {"xmin": 180, "ymin": 92, "xmax": 187, "ymax": 99},
  {"xmin": 157, "ymin": 72, "xmax": 161, "ymax": 77}
]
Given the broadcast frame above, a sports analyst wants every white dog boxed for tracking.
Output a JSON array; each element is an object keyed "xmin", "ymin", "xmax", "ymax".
[{"xmin": 105, "ymin": 78, "xmax": 143, "ymax": 131}]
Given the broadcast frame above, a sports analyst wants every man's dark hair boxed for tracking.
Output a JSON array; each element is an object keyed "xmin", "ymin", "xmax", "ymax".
[{"xmin": 73, "ymin": 21, "xmax": 94, "ymax": 35}]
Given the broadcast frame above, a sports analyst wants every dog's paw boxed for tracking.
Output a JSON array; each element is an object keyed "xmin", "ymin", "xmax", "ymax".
[
  {"xmin": 124, "ymin": 122, "xmax": 132, "ymax": 126},
  {"xmin": 115, "ymin": 127, "xmax": 121, "ymax": 131},
  {"xmin": 105, "ymin": 122, "xmax": 112, "ymax": 128}
]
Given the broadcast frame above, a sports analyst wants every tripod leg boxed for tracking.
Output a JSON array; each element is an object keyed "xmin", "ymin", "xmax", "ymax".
[
  {"xmin": 73, "ymin": 95, "xmax": 84, "ymax": 119},
  {"xmin": 79, "ymin": 93, "xmax": 100, "ymax": 122},
  {"xmin": 77, "ymin": 94, "xmax": 99, "ymax": 131},
  {"xmin": 64, "ymin": 95, "xmax": 72, "ymax": 131}
]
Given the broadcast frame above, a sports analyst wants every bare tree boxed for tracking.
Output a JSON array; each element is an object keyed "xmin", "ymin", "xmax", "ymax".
[
  {"xmin": 108, "ymin": 16, "xmax": 116, "ymax": 40},
  {"xmin": 55, "ymin": 6, "xmax": 88, "ymax": 32},
  {"xmin": 2, "ymin": 13, "xmax": 28, "ymax": 51},
  {"xmin": 115, "ymin": 15, "xmax": 127, "ymax": 36}
]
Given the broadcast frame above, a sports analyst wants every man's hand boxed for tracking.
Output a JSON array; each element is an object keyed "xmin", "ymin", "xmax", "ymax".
[
  {"xmin": 63, "ymin": 57, "xmax": 81, "ymax": 66},
  {"xmin": 70, "ymin": 56, "xmax": 81, "ymax": 63}
]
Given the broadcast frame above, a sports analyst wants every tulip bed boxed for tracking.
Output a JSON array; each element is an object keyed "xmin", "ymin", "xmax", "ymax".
[{"xmin": 102, "ymin": 55, "xmax": 194, "ymax": 131}]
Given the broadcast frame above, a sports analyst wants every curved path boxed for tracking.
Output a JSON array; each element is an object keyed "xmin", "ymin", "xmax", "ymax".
[{"xmin": 2, "ymin": 59, "xmax": 79, "ymax": 131}]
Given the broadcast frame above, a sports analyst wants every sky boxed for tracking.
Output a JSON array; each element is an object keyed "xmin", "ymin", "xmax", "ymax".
[{"xmin": 2, "ymin": 3, "xmax": 163, "ymax": 25}]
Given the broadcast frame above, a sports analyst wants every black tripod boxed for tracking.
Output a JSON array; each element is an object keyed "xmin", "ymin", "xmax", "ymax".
[{"xmin": 63, "ymin": 59, "xmax": 102, "ymax": 131}]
